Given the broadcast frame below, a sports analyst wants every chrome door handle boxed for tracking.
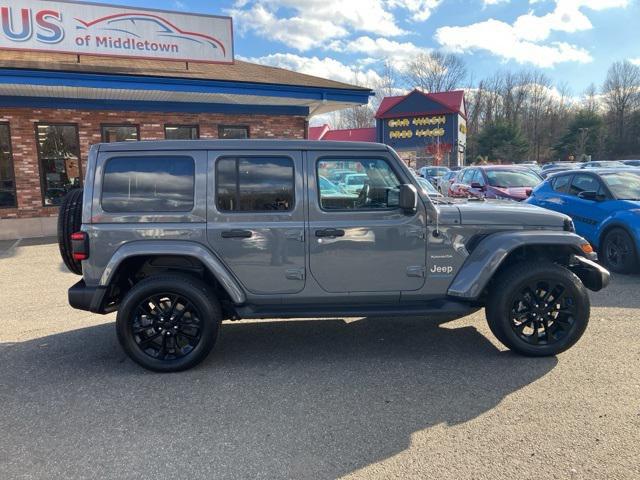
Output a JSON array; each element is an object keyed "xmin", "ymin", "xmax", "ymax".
[{"xmin": 221, "ymin": 229, "xmax": 253, "ymax": 239}]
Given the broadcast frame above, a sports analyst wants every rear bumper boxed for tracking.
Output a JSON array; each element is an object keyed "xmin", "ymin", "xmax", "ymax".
[
  {"xmin": 570, "ymin": 255, "xmax": 610, "ymax": 292},
  {"xmin": 68, "ymin": 280, "xmax": 109, "ymax": 313}
]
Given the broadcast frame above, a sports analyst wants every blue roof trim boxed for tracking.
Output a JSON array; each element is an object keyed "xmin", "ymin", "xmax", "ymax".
[
  {"xmin": 0, "ymin": 68, "xmax": 373, "ymax": 104},
  {"xmin": 0, "ymin": 95, "xmax": 310, "ymax": 115}
]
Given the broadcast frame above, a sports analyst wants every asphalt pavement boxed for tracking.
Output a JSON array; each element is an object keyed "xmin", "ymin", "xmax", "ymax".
[{"xmin": 0, "ymin": 239, "xmax": 638, "ymax": 479}]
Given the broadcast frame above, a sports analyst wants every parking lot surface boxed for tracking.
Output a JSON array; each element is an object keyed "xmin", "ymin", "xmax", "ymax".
[{"xmin": 0, "ymin": 238, "xmax": 639, "ymax": 480}]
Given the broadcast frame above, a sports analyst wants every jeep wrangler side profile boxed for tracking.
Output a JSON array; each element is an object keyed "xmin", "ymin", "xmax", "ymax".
[{"xmin": 59, "ymin": 140, "xmax": 610, "ymax": 372}]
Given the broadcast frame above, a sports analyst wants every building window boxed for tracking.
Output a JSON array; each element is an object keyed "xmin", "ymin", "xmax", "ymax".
[
  {"xmin": 216, "ymin": 157, "xmax": 294, "ymax": 212},
  {"xmin": 35, "ymin": 124, "xmax": 82, "ymax": 206},
  {"xmin": 102, "ymin": 156, "xmax": 195, "ymax": 213},
  {"xmin": 218, "ymin": 125, "xmax": 249, "ymax": 139},
  {"xmin": 0, "ymin": 123, "xmax": 17, "ymax": 208},
  {"xmin": 101, "ymin": 124, "xmax": 140, "ymax": 143},
  {"xmin": 164, "ymin": 125, "xmax": 199, "ymax": 140}
]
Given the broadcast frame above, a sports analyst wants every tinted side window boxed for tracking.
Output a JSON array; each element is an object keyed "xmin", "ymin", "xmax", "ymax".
[
  {"xmin": 569, "ymin": 174, "xmax": 599, "ymax": 196},
  {"xmin": 102, "ymin": 156, "xmax": 195, "ymax": 212},
  {"xmin": 551, "ymin": 175, "xmax": 571, "ymax": 193},
  {"xmin": 318, "ymin": 158, "xmax": 401, "ymax": 210},
  {"xmin": 216, "ymin": 157, "xmax": 294, "ymax": 212}
]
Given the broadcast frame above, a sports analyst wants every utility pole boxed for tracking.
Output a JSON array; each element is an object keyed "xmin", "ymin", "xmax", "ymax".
[{"xmin": 577, "ymin": 127, "xmax": 590, "ymax": 162}]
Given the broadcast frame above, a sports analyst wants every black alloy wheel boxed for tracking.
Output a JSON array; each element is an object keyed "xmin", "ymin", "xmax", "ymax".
[
  {"xmin": 602, "ymin": 228, "xmax": 638, "ymax": 274},
  {"xmin": 486, "ymin": 261, "xmax": 590, "ymax": 356},
  {"xmin": 508, "ymin": 280, "xmax": 576, "ymax": 346},
  {"xmin": 116, "ymin": 274, "xmax": 221, "ymax": 372},
  {"xmin": 132, "ymin": 294, "xmax": 203, "ymax": 361}
]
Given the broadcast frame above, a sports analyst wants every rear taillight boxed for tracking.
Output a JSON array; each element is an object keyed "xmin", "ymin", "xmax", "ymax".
[{"xmin": 71, "ymin": 232, "xmax": 89, "ymax": 261}]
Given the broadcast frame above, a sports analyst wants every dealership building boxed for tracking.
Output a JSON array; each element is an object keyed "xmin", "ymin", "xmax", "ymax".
[{"xmin": 0, "ymin": 1, "xmax": 371, "ymax": 239}]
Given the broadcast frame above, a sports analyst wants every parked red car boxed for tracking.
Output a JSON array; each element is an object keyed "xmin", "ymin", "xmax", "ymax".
[{"xmin": 449, "ymin": 165, "xmax": 542, "ymax": 201}]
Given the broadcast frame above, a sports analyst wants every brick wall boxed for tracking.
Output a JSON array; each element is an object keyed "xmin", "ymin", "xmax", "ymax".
[{"xmin": 0, "ymin": 108, "xmax": 306, "ymax": 219}]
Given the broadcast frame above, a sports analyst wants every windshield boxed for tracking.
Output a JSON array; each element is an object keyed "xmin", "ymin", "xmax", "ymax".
[
  {"xmin": 319, "ymin": 176, "xmax": 341, "ymax": 194},
  {"xmin": 425, "ymin": 167, "xmax": 449, "ymax": 176},
  {"xmin": 347, "ymin": 175, "xmax": 367, "ymax": 185},
  {"xmin": 417, "ymin": 177, "xmax": 439, "ymax": 195},
  {"xmin": 485, "ymin": 169, "xmax": 541, "ymax": 188},
  {"xmin": 601, "ymin": 172, "xmax": 640, "ymax": 200}
]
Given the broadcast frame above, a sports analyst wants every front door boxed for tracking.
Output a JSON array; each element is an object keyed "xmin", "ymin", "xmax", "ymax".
[
  {"xmin": 307, "ymin": 151, "xmax": 427, "ymax": 293},
  {"xmin": 206, "ymin": 150, "xmax": 306, "ymax": 295},
  {"xmin": 564, "ymin": 172, "xmax": 609, "ymax": 244}
]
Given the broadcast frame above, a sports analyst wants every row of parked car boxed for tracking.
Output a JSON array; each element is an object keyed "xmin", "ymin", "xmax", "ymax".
[{"xmin": 416, "ymin": 161, "xmax": 640, "ymax": 274}]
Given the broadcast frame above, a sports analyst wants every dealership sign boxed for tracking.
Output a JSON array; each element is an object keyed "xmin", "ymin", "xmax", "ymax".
[{"xmin": 0, "ymin": 0, "xmax": 233, "ymax": 63}]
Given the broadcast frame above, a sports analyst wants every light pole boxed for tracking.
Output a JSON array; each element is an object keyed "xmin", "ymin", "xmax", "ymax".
[{"xmin": 577, "ymin": 127, "xmax": 590, "ymax": 162}]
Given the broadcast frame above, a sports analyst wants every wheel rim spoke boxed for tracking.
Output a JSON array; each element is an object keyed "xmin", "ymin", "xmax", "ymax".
[
  {"xmin": 509, "ymin": 279, "xmax": 577, "ymax": 346},
  {"xmin": 131, "ymin": 292, "xmax": 203, "ymax": 361}
]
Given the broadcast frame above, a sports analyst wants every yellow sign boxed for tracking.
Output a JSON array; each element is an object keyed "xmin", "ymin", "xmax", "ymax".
[
  {"xmin": 389, "ymin": 130, "xmax": 413, "ymax": 139},
  {"xmin": 415, "ymin": 128, "xmax": 445, "ymax": 137},
  {"xmin": 388, "ymin": 118, "xmax": 410, "ymax": 128},
  {"xmin": 412, "ymin": 115, "xmax": 446, "ymax": 126}
]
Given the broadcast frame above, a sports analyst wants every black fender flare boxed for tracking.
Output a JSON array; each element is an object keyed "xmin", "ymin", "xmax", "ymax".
[
  {"xmin": 100, "ymin": 240, "xmax": 246, "ymax": 305},
  {"xmin": 447, "ymin": 230, "xmax": 595, "ymax": 300}
]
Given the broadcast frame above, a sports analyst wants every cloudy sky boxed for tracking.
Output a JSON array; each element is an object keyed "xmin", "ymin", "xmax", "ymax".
[{"xmin": 97, "ymin": 0, "xmax": 638, "ymax": 94}]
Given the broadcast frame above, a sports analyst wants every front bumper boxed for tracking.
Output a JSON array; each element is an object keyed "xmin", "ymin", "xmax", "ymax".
[
  {"xmin": 569, "ymin": 255, "xmax": 610, "ymax": 292},
  {"xmin": 68, "ymin": 280, "xmax": 109, "ymax": 313}
]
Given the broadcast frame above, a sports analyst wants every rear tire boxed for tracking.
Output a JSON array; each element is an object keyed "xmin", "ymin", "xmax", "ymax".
[
  {"xmin": 116, "ymin": 274, "xmax": 222, "ymax": 372},
  {"xmin": 601, "ymin": 228, "xmax": 638, "ymax": 274},
  {"xmin": 57, "ymin": 188, "xmax": 83, "ymax": 275},
  {"xmin": 486, "ymin": 261, "xmax": 590, "ymax": 356}
]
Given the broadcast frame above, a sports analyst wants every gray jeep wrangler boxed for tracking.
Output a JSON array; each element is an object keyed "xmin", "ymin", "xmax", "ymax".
[{"xmin": 59, "ymin": 140, "xmax": 610, "ymax": 372}]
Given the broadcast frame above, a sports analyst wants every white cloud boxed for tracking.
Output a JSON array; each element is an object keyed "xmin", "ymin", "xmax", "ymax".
[
  {"xmin": 386, "ymin": 0, "xmax": 442, "ymax": 22},
  {"xmin": 239, "ymin": 53, "xmax": 382, "ymax": 87},
  {"xmin": 329, "ymin": 36, "xmax": 425, "ymax": 71},
  {"xmin": 631, "ymin": 58, "xmax": 640, "ymax": 66},
  {"xmin": 229, "ymin": 0, "xmax": 408, "ymax": 51},
  {"xmin": 435, "ymin": 0, "xmax": 629, "ymax": 67},
  {"xmin": 483, "ymin": 0, "xmax": 510, "ymax": 5},
  {"xmin": 436, "ymin": 20, "xmax": 591, "ymax": 67},
  {"xmin": 229, "ymin": 0, "xmax": 444, "ymax": 51}
]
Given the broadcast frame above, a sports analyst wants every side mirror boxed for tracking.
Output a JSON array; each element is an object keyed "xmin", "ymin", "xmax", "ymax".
[
  {"xmin": 399, "ymin": 184, "xmax": 418, "ymax": 213},
  {"xmin": 577, "ymin": 190, "xmax": 598, "ymax": 201}
]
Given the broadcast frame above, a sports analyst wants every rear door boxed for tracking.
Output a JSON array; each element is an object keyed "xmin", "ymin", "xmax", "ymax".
[
  {"xmin": 307, "ymin": 151, "xmax": 427, "ymax": 294},
  {"xmin": 206, "ymin": 150, "xmax": 306, "ymax": 295}
]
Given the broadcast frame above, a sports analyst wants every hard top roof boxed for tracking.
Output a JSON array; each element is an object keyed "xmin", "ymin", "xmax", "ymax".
[{"xmin": 97, "ymin": 139, "xmax": 392, "ymax": 152}]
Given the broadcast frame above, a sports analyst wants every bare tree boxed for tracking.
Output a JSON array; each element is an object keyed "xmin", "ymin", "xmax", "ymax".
[
  {"xmin": 602, "ymin": 60, "xmax": 640, "ymax": 142},
  {"xmin": 582, "ymin": 83, "xmax": 600, "ymax": 114},
  {"xmin": 375, "ymin": 59, "xmax": 399, "ymax": 99},
  {"xmin": 337, "ymin": 104, "xmax": 375, "ymax": 129},
  {"xmin": 404, "ymin": 51, "xmax": 467, "ymax": 93}
]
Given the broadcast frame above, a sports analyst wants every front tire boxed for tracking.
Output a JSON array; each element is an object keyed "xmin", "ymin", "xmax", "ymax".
[
  {"xmin": 486, "ymin": 261, "xmax": 590, "ymax": 356},
  {"xmin": 116, "ymin": 274, "xmax": 222, "ymax": 372},
  {"xmin": 601, "ymin": 228, "xmax": 638, "ymax": 274}
]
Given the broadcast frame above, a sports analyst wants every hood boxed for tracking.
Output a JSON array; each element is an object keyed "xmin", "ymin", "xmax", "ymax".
[
  {"xmin": 453, "ymin": 199, "xmax": 570, "ymax": 227},
  {"xmin": 490, "ymin": 186, "xmax": 532, "ymax": 200}
]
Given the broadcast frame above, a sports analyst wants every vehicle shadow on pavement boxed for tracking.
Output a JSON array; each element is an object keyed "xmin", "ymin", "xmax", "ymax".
[{"xmin": 0, "ymin": 317, "xmax": 557, "ymax": 480}]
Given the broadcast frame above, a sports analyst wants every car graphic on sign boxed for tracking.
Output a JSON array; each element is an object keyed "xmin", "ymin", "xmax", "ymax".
[{"xmin": 74, "ymin": 12, "xmax": 227, "ymax": 55}]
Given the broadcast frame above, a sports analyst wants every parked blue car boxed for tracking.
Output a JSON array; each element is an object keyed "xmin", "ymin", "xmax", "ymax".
[{"xmin": 526, "ymin": 168, "xmax": 640, "ymax": 273}]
